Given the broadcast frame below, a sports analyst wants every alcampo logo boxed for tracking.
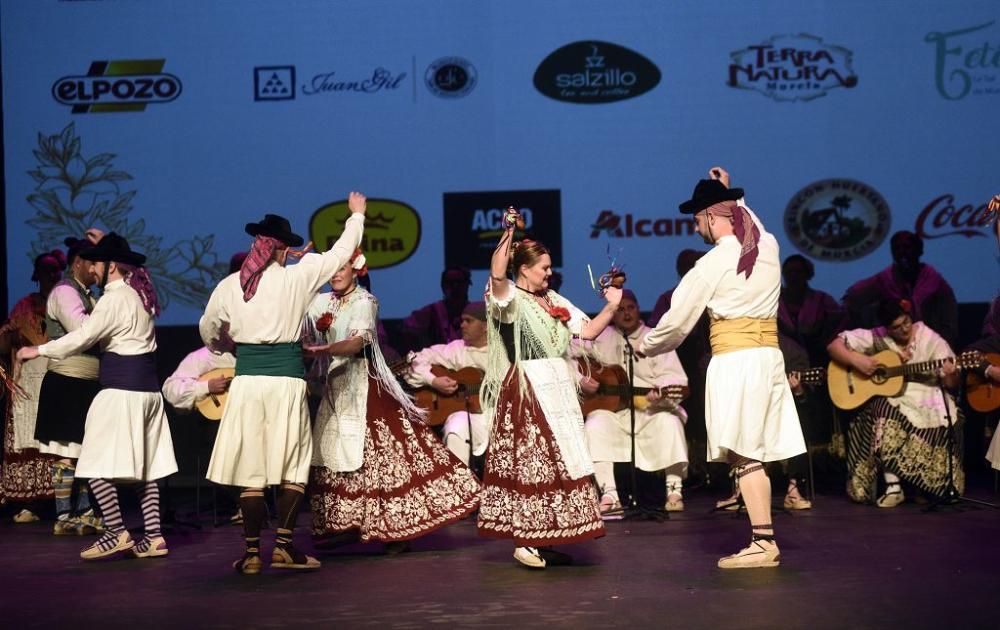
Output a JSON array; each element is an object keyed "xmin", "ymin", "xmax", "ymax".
[
  {"xmin": 309, "ymin": 199, "xmax": 421, "ymax": 270},
  {"xmin": 52, "ymin": 60, "xmax": 181, "ymax": 113},
  {"xmin": 534, "ymin": 41, "xmax": 661, "ymax": 104},
  {"xmin": 590, "ymin": 210, "xmax": 695, "ymax": 238}
]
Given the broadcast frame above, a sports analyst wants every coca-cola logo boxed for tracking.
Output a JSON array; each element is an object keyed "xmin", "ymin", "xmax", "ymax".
[
  {"xmin": 533, "ymin": 40, "xmax": 661, "ymax": 104},
  {"xmin": 915, "ymin": 194, "xmax": 995, "ymax": 239},
  {"xmin": 728, "ymin": 34, "xmax": 858, "ymax": 102},
  {"xmin": 784, "ymin": 179, "xmax": 890, "ymax": 261}
]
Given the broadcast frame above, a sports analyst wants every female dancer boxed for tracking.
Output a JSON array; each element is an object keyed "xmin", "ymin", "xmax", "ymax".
[
  {"xmin": 306, "ymin": 250, "xmax": 480, "ymax": 549},
  {"xmin": 478, "ymin": 208, "xmax": 621, "ymax": 569}
]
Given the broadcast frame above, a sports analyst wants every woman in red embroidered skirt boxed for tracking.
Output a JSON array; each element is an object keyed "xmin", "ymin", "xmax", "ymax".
[
  {"xmin": 478, "ymin": 209, "xmax": 622, "ymax": 569},
  {"xmin": 305, "ymin": 252, "xmax": 480, "ymax": 549}
]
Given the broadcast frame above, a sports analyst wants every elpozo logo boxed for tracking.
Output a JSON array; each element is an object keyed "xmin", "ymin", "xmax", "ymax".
[
  {"xmin": 309, "ymin": 199, "xmax": 421, "ymax": 269},
  {"xmin": 590, "ymin": 209, "xmax": 695, "ymax": 238},
  {"xmin": 784, "ymin": 179, "xmax": 890, "ymax": 262},
  {"xmin": 53, "ymin": 60, "xmax": 181, "ymax": 113},
  {"xmin": 728, "ymin": 34, "xmax": 857, "ymax": 102},
  {"xmin": 425, "ymin": 57, "xmax": 477, "ymax": 98},
  {"xmin": 534, "ymin": 41, "xmax": 660, "ymax": 104}
]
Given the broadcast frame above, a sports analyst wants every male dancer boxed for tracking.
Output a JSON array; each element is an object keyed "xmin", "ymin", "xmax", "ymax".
[
  {"xmin": 18, "ymin": 234, "xmax": 177, "ymax": 560},
  {"xmin": 200, "ymin": 193, "xmax": 366, "ymax": 574},
  {"xmin": 641, "ymin": 168, "xmax": 805, "ymax": 569},
  {"xmin": 34, "ymin": 234, "xmax": 105, "ymax": 535}
]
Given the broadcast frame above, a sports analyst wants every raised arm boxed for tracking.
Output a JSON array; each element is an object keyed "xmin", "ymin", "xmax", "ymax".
[
  {"xmin": 294, "ymin": 191, "xmax": 368, "ymax": 294},
  {"xmin": 640, "ymin": 267, "xmax": 714, "ymax": 357},
  {"xmin": 490, "ymin": 219, "xmax": 516, "ymax": 303}
]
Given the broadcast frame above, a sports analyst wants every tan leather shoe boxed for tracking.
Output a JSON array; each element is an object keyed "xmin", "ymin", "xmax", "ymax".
[{"xmin": 514, "ymin": 546, "xmax": 546, "ymax": 569}]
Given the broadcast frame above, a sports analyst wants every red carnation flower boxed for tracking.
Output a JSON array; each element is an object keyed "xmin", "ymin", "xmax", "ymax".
[
  {"xmin": 548, "ymin": 306, "xmax": 571, "ymax": 323},
  {"xmin": 315, "ymin": 312, "xmax": 334, "ymax": 333},
  {"xmin": 899, "ymin": 299, "xmax": 912, "ymax": 313}
]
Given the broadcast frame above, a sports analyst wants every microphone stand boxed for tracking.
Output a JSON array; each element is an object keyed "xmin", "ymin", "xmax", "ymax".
[
  {"xmin": 621, "ymin": 331, "xmax": 669, "ymax": 522},
  {"xmin": 924, "ymin": 378, "xmax": 998, "ymax": 511}
]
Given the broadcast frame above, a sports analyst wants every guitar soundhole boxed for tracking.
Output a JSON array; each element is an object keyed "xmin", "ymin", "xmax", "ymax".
[{"xmin": 871, "ymin": 368, "xmax": 888, "ymax": 385}]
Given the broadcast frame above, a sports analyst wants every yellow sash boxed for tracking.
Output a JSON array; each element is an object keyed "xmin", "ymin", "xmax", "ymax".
[{"xmin": 709, "ymin": 317, "xmax": 779, "ymax": 355}]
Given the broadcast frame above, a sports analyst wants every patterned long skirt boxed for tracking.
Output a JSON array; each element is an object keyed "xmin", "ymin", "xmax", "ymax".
[
  {"xmin": 1, "ymin": 409, "xmax": 54, "ymax": 505},
  {"xmin": 477, "ymin": 367, "xmax": 605, "ymax": 547},
  {"xmin": 847, "ymin": 397, "xmax": 964, "ymax": 503},
  {"xmin": 310, "ymin": 377, "xmax": 480, "ymax": 542}
]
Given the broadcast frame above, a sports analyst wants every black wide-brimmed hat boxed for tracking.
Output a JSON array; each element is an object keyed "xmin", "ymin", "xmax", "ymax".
[
  {"xmin": 80, "ymin": 232, "xmax": 147, "ymax": 266},
  {"xmin": 678, "ymin": 179, "xmax": 745, "ymax": 215},
  {"xmin": 245, "ymin": 213, "xmax": 304, "ymax": 247}
]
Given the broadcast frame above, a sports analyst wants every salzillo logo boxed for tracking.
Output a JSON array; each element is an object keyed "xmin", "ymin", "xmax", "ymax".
[
  {"xmin": 443, "ymin": 190, "xmax": 562, "ymax": 269},
  {"xmin": 425, "ymin": 57, "xmax": 477, "ymax": 98},
  {"xmin": 926, "ymin": 20, "xmax": 1000, "ymax": 100},
  {"xmin": 254, "ymin": 66, "xmax": 295, "ymax": 101},
  {"xmin": 533, "ymin": 41, "xmax": 661, "ymax": 104},
  {"xmin": 915, "ymin": 194, "xmax": 996, "ymax": 240},
  {"xmin": 52, "ymin": 60, "xmax": 181, "ymax": 113},
  {"xmin": 590, "ymin": 210, "xmax": 694, "ymax": 238},
  {"xmin": 728, "ymin": 34, "xmax": 858, "ymax": 102},
  {"xmin": 784, "ymin": 179, "xmax": 890, "ymax": 261}
]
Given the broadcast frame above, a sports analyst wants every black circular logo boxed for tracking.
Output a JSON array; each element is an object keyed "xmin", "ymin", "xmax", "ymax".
[
  {"xmin": 784, "ymin": 178, "xmax": 891, "ymax": 262},
  {"xmin": 425, "ymin": 57, "xmax": 477, "ymax": 98}
]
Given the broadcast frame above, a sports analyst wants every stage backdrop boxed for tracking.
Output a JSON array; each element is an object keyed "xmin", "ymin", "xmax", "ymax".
[{"xmin": 3, "ymin": 0, "xmax": 998, "ymax": 324}]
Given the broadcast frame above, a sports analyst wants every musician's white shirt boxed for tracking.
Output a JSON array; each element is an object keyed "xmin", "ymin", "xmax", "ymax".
[
  {"xmin": 162, "ymin": 346, "xmax": 237, "ymax": 412},
  {"xmin": 839, "ymin": 321, "xmax": 957, "ymax": 429},
  {"xmin": 404, "ymin": 339, "xmax": 489, "ymax": 388}
]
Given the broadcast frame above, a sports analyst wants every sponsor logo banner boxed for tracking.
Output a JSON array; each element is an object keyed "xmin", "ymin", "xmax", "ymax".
[
  {"xmin": 533, "ymin": 40, "xmax": 661, "ymax": 104},
  {"xmin": 926, "ymin": 20, "xmax": 1000, "ymax": 100},
  {"xmin": 309, "ymin": 199, "xmax": 421, "ymax": 269},
  {"xmin": 915, "ymin": 194, "xmax": 996, "ymax": 239},
  {"xmin": 302, "ymin": 67, "xmax": 407, "ymax": 96},
  {"xmin": 728, "ymin": 34, "xmax": 858, "ymax": 102},
  {"xmin": 784, "ymin": 179, "xmax": 890, "ymax": 261},
  {"xmin": 443, "ymin": 190, "xmax": 562, "ymax": 269},
  {"xmin": 589, "ymin": 209, "xmax": 695, "ymax": 238},
  {"xmin": 425, "ymin": 57, "xmax": 477, "ymax": 98},
  {"xmin": 52, "ymin": 59, "xmax": 181, "ymax": 113},
  {"xmin": 254, "ymin": 66, "xmax": 296, "ymax": 101}
]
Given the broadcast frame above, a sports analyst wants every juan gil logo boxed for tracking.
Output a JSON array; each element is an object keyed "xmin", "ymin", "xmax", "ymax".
[
  {"xmin": 52, "ymin": 60, "xmax": 181, "ymax": 113},
  {"xmin": 926, "ymin": 20, "xmax": 1000, "ymax": 100},
  {"xmin": 533, "ymin": 41, "xmax": 661, "ymax": 104},
  {"xmin": 728, "ymin": 34, "xmax": 858, "ymax": 102}
]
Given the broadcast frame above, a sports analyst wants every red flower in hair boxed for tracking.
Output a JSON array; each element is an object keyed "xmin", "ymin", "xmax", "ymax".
[
  {"xmin": 899, "ymin": 299, "xmax": 912, "ymax": 313},
  {"xmin": 548, "ymin": 306, "xmax": 571, "ymax": 323},
  {"xmin": 315, "ymin": 312, "xmax": 334, "ymax": 333}
]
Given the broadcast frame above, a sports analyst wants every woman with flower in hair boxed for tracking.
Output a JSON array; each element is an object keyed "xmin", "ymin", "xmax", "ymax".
[
  {"xmin": 827, "ymin": 297, "xmax": 962, "ymax": 507},
  {"xmin": 305, "ymin": 249, "xmax": 480, "ymax": 551},
  {"xmin": 478, "ymin": 208, "xmax": 621, "ymax": 569}
]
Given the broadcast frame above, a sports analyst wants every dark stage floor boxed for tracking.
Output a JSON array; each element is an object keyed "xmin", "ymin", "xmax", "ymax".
[{"xmin": 2, "ymin": 489, "xmax": 998, "ymax": 629}]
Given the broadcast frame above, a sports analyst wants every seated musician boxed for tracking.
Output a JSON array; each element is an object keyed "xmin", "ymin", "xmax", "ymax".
[
  {"xmin": 827, "ymin": 298, "xmax": 961, "ymax": 507},
  {"xmin": 404, "ymin": 301, "xmax": 491, "ymax": 465},
  {"xmin": 577, "ymin": 289, "xmax": 689, "ymax": 515},
  {"xmin": 966, "ymin": 333, "xmax": 1000, "ymax": 471}
]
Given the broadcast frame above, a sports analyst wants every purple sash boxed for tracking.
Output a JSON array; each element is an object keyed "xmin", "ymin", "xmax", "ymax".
[{"xmin": 99, "ymin": 352, "xmax": 159, "ymax": 392}]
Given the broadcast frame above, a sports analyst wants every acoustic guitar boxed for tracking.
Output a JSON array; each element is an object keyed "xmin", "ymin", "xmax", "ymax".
[
  {"xmin": 966, "ymin": 352, "xmax": 1000, "ymax": 413},
  {"xmin": 578, "ymin": 360, "xmax": 689, "ymax": 416},
  {"xmin": 827, "ymin": 349, "xmax": 981, "ymax": 411},
  {"xmin": 411, "ymin": 366, "xmax": 484, "ymax": 427},
  {"xmin": 194, "ymin": 367, "xmax": 235, "ymax": 421}
]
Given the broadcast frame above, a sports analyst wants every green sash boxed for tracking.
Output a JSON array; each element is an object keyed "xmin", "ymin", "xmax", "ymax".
[{"xmin": 235, "ymin": 343, "xmax": 304, "ymax": 378}]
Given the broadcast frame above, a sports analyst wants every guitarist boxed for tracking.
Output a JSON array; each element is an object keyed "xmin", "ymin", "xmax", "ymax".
[
  {"xmin": 827, "ymin": 298, "xmax": 961, "ymax": 507},
  {"xmin": 576, "ymin": 289, "xmax": 689, "ymax": 516},
  {"xmin": 404, "ymin": 301, "xmax": 491, "ymax": 466}
]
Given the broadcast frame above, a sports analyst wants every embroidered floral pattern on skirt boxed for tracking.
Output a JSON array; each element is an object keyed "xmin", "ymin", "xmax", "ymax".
[
  {"xmin": 847, "ymin": 397, "xmax": 964, "ymax": 503},
  {"xmin": 1, "ymin": 409, "xmax": 54, "ymax": 504},
  {"xmin": 310, "ymin": 377, "xmax": 480, "ymax": 542},
  {"xmin": 477, "ymin": 367, "xmax": 604, "ymax": 547}
]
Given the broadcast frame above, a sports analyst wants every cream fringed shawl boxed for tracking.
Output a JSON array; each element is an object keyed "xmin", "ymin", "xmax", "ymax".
[
  {"xmin": 479, "ymin": 279, "xmax": 594, "ymax": 479},
  {"xmin": 305, "ymin": 287, "xmax": 425, "ymax": 472}
]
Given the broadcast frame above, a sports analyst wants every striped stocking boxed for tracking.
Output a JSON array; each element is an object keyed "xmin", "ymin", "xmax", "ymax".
[{"xmin": 89, "ymin": 479, "xmax": 126, "ymax": 552}]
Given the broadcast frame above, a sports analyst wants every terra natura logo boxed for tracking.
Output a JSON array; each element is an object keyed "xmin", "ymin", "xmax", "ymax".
[{"xmin": 784, "ymin": 178, "xmax": 890, "ymax": 261}]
